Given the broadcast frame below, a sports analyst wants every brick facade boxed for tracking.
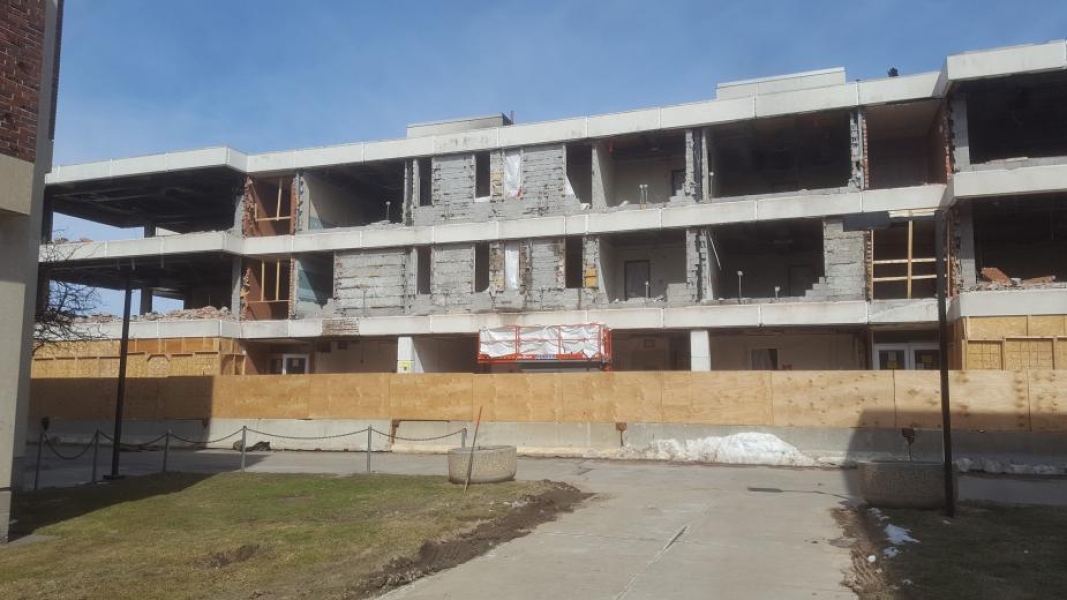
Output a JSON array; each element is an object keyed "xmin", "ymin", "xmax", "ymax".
[{"xmin": 0, "ymin": 0, "xmax": 46, "ymax": 163}]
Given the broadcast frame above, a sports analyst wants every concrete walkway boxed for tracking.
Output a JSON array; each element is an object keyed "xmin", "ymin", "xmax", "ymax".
[{"xmin": 19, "ymin": 448, "xmax": 1067, "ymax": 599}]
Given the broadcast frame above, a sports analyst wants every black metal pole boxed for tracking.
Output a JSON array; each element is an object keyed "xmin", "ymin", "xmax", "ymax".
[
  {"xmin": 108, "ymin": 273, "xmax": 133, "ymax": 479},
  {"xmin": 934, "ymin": 209, "xmax": 956, "ymax": 518}
]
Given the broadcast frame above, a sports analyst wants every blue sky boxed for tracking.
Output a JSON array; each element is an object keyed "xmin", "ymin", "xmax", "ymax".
[{"xmin": 52, "ymin": 0, "xmax": 1067, "ymax": 312}]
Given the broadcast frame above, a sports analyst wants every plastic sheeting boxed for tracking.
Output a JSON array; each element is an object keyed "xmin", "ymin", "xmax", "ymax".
[
  {"xmin": 479, "ymin": 324, "xmax": 607, "ymax": 360},
  {"xmin": 503, "ymin": 150, "xmax": 522, "ymax": 198},
  {"xmin": 504, "ymin": 241, "xmax": 520, "ymax": 291}
]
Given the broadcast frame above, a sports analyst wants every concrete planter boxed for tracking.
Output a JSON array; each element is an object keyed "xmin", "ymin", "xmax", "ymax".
[
  {"xmin": 448, "ymin": 445, "xmax": 517, "ymax": 484},
  {"xmin": 859, "ymin": 460, "xmax": 957, "ymax": 509}
]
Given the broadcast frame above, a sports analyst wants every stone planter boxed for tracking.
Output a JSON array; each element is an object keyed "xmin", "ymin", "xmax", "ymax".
[
  {"xmin": 448, "ymin": 445, "xmax": 517, "ymax": 484},
  {"xmin": 859, "ymin": 460, "xmax": 957, "ymax": 509}
]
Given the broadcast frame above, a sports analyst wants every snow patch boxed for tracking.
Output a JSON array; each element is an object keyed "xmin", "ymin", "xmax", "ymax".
[
  {"xmin": 615, "ymin": 433, "xmax": 816, "ymax": 467},
  {"xmin": 885, "ymin": 523, "xmax": 920, "ymax": 546},
  {"xmin": 955, "ymin": 457, "xmax": 1062, "ymax": 475}
]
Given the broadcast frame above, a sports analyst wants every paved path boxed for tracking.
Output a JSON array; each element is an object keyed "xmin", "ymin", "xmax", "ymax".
[{"xmin": 20, "ymin": 448, "xmax": 1067, "ymax": 599}]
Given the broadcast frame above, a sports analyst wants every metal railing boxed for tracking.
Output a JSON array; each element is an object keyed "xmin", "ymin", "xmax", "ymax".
[{"xmin": 32, "ymin": 425, "xmax": 467, "ymax": 490}]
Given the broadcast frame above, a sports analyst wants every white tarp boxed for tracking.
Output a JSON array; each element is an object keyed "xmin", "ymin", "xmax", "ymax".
[
  {"xmin": 503, "ymin": 150, "xmax": 522, "ymax": 198},
  {"xmin": 504, "ymin": 241, "xmax": 520, "ymax": 291},
  {"xmin": 479, "ymin": 324, "xmax": 606, "ymax": 359}
]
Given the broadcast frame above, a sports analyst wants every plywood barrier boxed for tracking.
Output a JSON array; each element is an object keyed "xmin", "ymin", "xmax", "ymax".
[{"xmin": 27, "ymin": 370, "xmax": 1067, "ymax": 432}]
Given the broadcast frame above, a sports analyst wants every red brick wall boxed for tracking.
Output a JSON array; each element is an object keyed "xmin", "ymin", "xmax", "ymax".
[{"xmin": 0, "ymin": 0, "xmax": 46, "ymax": 164}]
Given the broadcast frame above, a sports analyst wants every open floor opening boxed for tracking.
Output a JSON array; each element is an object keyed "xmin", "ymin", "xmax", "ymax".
[
  {"xmin": 598, "ymin": 230, "xmax": 687, "ymax": 303},
  {"xmin": 709, "ymin": 219, "xmax": 823, "ymax": 300}
]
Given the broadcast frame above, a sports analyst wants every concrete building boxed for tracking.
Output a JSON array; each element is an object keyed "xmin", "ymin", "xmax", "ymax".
[
  {"xmin": 34, "ymin": 40, "xmax": 1067, "ymax": 382},
  {"xmin": 1, "ymin": 0, "xmax": 63, "ymax": 541}
]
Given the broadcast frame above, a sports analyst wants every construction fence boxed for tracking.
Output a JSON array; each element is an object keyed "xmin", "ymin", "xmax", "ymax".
[{"xmin": 30, "ymin": 369, "xmax": 1067, "ymax": 432}]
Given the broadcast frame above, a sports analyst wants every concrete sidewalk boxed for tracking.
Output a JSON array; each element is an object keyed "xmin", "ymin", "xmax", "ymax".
[{"xmin": 19, "ymin": 448, "xmax": 1067, "ymax": 599}]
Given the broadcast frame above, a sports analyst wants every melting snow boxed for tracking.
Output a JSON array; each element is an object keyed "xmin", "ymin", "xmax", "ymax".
[
  {"xmin": 885, "ymin": 523, "xmax": 920, "ymax": 546},
  {"xmin": 616, "ymin": 433, "xmax": 816, "ymax": 467}
]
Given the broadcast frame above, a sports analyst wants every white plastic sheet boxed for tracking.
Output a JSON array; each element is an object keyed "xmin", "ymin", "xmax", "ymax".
[
  {"xmin": 504, "ymin": 241, "xmax": 520, "ymax": 291},
  {"xmin": 503, "ymin": 150, "xmax": 522, "ymax": 198},
  {"xmin": 478, "ymin": 324, "xmax": 606, "ymax": 360}
]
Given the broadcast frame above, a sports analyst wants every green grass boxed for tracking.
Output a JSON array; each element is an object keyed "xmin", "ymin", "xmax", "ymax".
[
  {"xmin": 0, "ymin": 472, "xmax": 551, "ymax": 600},
  {"xmin": 875, "ymin": 505, "xmax": 1067, "ymax": 599}
]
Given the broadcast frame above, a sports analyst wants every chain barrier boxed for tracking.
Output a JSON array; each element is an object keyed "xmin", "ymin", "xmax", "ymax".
[{"xmin": 32, "ymin": 423, "xmax": 470, "ymax": 488}]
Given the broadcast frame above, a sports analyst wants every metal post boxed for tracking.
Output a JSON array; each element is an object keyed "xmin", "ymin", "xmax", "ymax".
[
  {"xmin": 934, "ymin": 209, "xmax": 956, "ymax": 518},
  {"xmin": 90, "ymin": 431, "xmax": 100, "ymax": 483},
  {"xmin": 108, "ymin": 273, "xmax": 134, "ymax": 480},
  {"xmin": 461, "ymin": 428, "xmax": 468, "ymax": 448},
  {"xmin": 162, "ymin": 430, "xmax": 171, "ymax": 473},
  {"xmin": 366, "ymin": 428, "xmax": 372, "ymax": 473},
  {"xmin": 34, "ymin": 430, "xmax": 44, "ymax": 491},
  {"xmin": 240, "ymin": 426, "xmax": 247, "ymax": 472}
]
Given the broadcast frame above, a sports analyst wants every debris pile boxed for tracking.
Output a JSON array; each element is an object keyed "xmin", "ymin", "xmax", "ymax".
[
  {"xmin": 976, "ymin": 267, "xmax": 1060, "ymax": 290},
  {"xmin": 75, "ymin": 306, "xmax": 233, "ymax": 323}
]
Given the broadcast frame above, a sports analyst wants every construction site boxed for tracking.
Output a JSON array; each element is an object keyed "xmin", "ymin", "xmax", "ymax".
[{"xmin": 30, "ymin": 40, "xmax": 1067, "ymax": 460}]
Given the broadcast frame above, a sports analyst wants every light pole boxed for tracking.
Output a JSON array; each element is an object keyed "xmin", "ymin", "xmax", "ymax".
[
  {"xmin": 107, "ymin": 271, "xmax": 133, "ymax": 480},
  {"xmin": 934, "ymin": 209, "xmax": 955, "ymax": 517}
]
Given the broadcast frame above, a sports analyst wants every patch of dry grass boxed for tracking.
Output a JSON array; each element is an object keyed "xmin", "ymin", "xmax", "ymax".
[{"xmin": 1, "ymin": 472, "xmax": 552, "ymax": 600}]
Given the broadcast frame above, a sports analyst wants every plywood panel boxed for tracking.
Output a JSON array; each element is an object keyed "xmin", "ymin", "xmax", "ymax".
[
  {"xmin": 681, "ymin": 372, "xmax": 772, "ymax": 425},
  {"xmin": 308, "ymin": 374, "xmax": 390, "ymax": 419},
  {"xmin": 659, "ymin": 372, "xmax": 694, "ymax": 422},
  {"xmin": 225, "ymin": 375, "xmax": 311, "ymax": 419},
  {"xmin": 609, "ymin": 372, "xmax": 664, "ymax": 423},
  {"xmin": 30, "ymin": 379, "xmax": 115, "ymax": 420},
  {"xmin": 160, "ymin": 376, "xmax": 215, "ymax": 420},
  {"xmin": 1004, "ymin": 339, "xmax": 1055, "ymax": 370},
  {"xmin": 473, "ymin": 374, "xmax": 563, "ymax": 422},
  {"xmin": 389, "ymin": 374, "xmax": 473, "ymax": 421},
  {"xmin": 893, "ymin": 371, "xmax": 942, "ymax": 428},
  {"xmin": 123, "ymin": 378, "xmax": 162, "ymax": 419},
  {"xmin": 1027, "ymin": 370, "xmax": 1067, "ymax": 431},
  {"xmin": 967, "ymin": 316, "xmax": 1028, "ymax": 340},
  {"xmin": 1027, "ymin": 315, "xmax": 1067, "ymax": 337},
  {"xmin": 966, "ymin": 341, "xmax": 1003, "ymax": 370},
  {"xmin": 557, "ymin": 373, "xmax": 616, "ymax": 422},
  {"xmin": 950, "ymin": 370, "xmax": 1029, "ymax": 431},
  {"xmin": 771, "ymin": 371, "xmax": 895, "ymax": 428}
]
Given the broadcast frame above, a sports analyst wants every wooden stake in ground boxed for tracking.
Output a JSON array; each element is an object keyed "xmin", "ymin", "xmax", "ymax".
[{"xmin": 463, "ymin": 406, "xmax": 484, "ymax": 492}]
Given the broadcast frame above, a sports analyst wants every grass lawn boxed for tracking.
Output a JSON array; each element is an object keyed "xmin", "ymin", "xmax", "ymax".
[
  {"xmin": 844, "ymin": 504, "xmax": 1067, "ymax": 599},
  {"xmin": 0, "ymin": 472, "xmax": 577, "ymax": 600}
]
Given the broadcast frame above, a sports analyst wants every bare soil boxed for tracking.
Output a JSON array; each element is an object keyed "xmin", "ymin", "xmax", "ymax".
[{"xmin": 350, "ymin": 482, "xmax": 589, "ymax": 598}]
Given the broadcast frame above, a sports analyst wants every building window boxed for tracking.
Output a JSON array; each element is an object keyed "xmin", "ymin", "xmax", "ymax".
[
  {"xmin": 504, "ymin": 241, "xmax": 520, "ymax": 291},
  {"xmin": 474, "ymin": 243, "xmax": 490, "ymax": 292},
  {"xmin": 565, "ymin": 237, "xmax": 583, "ymax": 289},
  {"xmin": 419, "ymin": 159, "xmax": 432, "ymax": 206},
  {"xmin": 873, "ymin": 343, "xmax": 940, "ymax": 370},
  {"xmin": 416, "ymin": 247, "xmax": 432, "ymax": 295},
  {"xmin": 475, "ymin": 152, "xmax": 491, "ymax": 198},
  {"xmin": 270, "ymin": 353, "xmax": 309, "ymax": 375}
]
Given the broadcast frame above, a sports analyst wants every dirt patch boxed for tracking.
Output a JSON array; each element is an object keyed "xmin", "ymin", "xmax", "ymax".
[
  {"xmin": 348, "ymin": 481, "xmax": 589, "ymax": 598},
  {"xmin": 201, "ymin": 544, "xmax": 262, "ymax": 569},
  {"xmin": 832, "ymin": 508, "xmax": 894, "ymax": 599}
]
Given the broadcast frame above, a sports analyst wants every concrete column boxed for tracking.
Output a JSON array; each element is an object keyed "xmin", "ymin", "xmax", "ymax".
[
  {"xmin": 690, "ymin": 330, "xmax": 711, "ymax": 371},
  {"xmin": 702, "ymin": 128, "xmax": 713, "ymax": 202},
  {"xmin": 955, "ymin": 205, "xmax": 978, "ymax": 290},
  {"xmin": 950, "ymin": 94, "xmax": 970, "ymax": 170},
  {"xmin": 591, "ymin": 141, "xmax": 613, "ymax": 210},
  {"xmin": 143, "ymin": 222, "xmax": 156, "ymax": 238},
  {"xmin": 397, "ymin": 336, "xmax": 416, "ymax": 373},
  {"xmin": 139, "ymin": 287, "xmax": 153, "ymax": 314},
  {"xmin": 849, "ymin": 109, "xmax": 866, "ymax": 190}
]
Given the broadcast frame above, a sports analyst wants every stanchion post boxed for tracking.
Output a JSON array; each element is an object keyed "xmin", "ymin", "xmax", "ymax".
[
  {"xmin": 240, "ymin": 426, "xmax": 247, "ymax": 472},
  {"xmin": 366, "ymin": 428, "xmax": 372, "ymax": 473},
  {"xmin": 461, "ymin": 428, "xmax": 467, "ymax": 448},
  {"xmin": 162, "ymin": 430, "xmax": 171, "ymax": 473},
  {"xmin": 90, "ymin": 431, "xmax": 100, "ymax": 483},
  {"xmin": 34, "ymin": 430, "xmax": 44, "ymax": 491}
]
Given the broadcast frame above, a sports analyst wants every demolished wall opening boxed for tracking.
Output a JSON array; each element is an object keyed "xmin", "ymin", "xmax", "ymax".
[
  {"xmin": 243, "ymin": 258, "xmax": 292, "ymax": 320},
  {"xmin": 475, "ymin": 151, "xmax": 491, "ymax": 199},
  {"xmin": 566, "ymin": 143, "xmax": 593, "ymax": 204},
  {"xmin": 710, "ymin": 111, "xmax": 851, "ymax": 198},
  {"xmin": 564, "ymin": 236, "xmax": 583, "ymax": 289},
  {"xmin": 418, "ymin": 158, "xmax": 432, "ymax": 206},
  {"xmin": 710, "ymin": 219, "xmax": 823, "ymax": 300},
  {"xmin": 598, "ymin": 230, "xmax": 686, "ymax": 302},
  {"xmin": 602, "ymin": 132, "xmax": 686, "ymax": 207},
  {"xmin": 303, "ymin": 161, "xmax": 404, "ymax": 229},
  {"xmin": 870, "ymin": 219, "xmax": 936, "ymax": 300},
  {"xmin": 293, "ymin": 254, "xmax": 334, "ymax": 318},
  {"xmin": 865, "ymin": 100, "xmax": 944, "ymax": 189},
  {"xmin": 972, "ymin": 194, "xmax": 1067, "ymax": 287},
  {"xmin": 964, "ymin": 72, "xmax": 1067, "ymax": 165},
  {"xmin": 474, "ymin": 242, "xmax": 490, "ymax": 292},
  {"xmin": 611, "ymin": 330, "xmax": 690, "ymax": 371},
  {"xmin": 245, "ymin": 177, "xmax": 295, "ymax": 237},
  {"xmin": 416, "ymin": 246, "xmax": 432, "ymax": 295}
]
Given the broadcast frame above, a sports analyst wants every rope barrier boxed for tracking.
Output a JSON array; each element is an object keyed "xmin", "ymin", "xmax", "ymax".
[
  {"xmin": 244, "ymin": 427, "xmax": 370, "ymax": 441},
  {"xmin": 374, "ymin": 427, "xmax": 468, "ymax": 442},
  {"xmin": 43, "ymin": 433, "xmax": 98, "ymax": 461},
  {"xmin": 168, "ymin": 429, "xmax": 243, "ymax": 445}
]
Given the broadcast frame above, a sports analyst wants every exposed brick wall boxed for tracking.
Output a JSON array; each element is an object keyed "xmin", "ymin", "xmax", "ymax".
[{"xmin": 0, "ymin": 0, "xmax": 47, "ymax": 163}]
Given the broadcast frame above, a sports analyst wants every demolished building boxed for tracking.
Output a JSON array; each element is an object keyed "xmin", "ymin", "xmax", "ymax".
[{"xmin": 34, "ymin": 41, "xmax": 1067, "ymax": 380}]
